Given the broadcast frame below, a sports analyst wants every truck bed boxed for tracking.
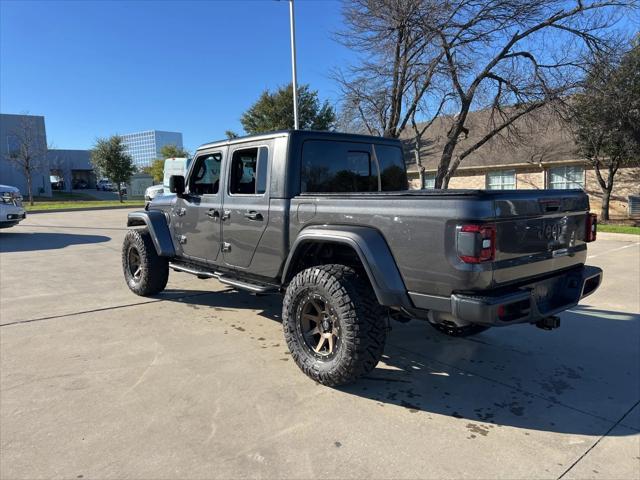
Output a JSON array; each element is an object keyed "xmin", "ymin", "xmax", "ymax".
[{"xmin": 290, "ymin": 188, "xmax": 590, "ymax": 297}]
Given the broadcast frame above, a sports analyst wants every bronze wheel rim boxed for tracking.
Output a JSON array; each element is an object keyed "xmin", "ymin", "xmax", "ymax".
[
  {"xmin": 296, "ymin": 293, "xmax": 341, "ymax": 359},
  {"xmin": 127, "ymin": 246, "xmax": 142, "ymax": 282}
]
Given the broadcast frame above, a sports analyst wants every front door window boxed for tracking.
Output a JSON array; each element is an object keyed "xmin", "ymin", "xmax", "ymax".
[{"xmin": 190, "ymin": 152, "xmax": 222, "ymax": 195}]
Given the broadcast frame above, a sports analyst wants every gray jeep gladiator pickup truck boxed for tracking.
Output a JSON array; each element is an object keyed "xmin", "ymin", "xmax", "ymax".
[{"xmin": 122, "ymin": 130, "xmax": 602, "ymax": 386}]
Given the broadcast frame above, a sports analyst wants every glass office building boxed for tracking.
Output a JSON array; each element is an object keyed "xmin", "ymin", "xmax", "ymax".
[{"xmin": 120, "ymin": 130, "xmax": 184, "ymax": 168}]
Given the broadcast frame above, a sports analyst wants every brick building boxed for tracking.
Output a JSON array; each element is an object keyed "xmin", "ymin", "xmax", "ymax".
[{"xmin": 401, "ymin": 107, "xmax": 640, "ymax": 219}]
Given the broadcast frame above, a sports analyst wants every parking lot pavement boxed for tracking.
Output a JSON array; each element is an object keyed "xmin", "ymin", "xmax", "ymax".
[
  {"xmin": 0, "ymin": 209, "xmax": 215, "ymax": 325},
  {"xmin": 1, "ymin": 211, "xmax": 639, "ymax": 479}
]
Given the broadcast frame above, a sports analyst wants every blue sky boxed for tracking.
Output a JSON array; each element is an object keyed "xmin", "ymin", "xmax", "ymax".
[{"xmin": 0, "ymin": 0, "xmax": 353, "ymax": 152}]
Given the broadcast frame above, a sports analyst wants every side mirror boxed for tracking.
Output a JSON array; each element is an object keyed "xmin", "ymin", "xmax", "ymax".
[{"xmin": 169, "ymin": 175, "xmax": 185, "ymax": 197}]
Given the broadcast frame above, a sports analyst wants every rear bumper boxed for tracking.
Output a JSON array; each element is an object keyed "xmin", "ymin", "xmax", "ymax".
[{"xmin": 409, "ymin": 265, "xmax": 603, "ymax": 326}]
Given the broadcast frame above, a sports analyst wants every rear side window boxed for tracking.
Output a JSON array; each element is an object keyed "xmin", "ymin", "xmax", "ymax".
[
  {"xmin": 255, "ymin": 147, "xmax": 269, "ymax": 194},
  {"xmin": 229, "ymin": 146, "xmax": 269, "ymax": 195},
  {"xmin": 375, "ymin": 144, "xmax": 408, "ymax": 191},
  {"xmin": 301, "ymin": 140, "xmax": 407, "ymax": 193}
]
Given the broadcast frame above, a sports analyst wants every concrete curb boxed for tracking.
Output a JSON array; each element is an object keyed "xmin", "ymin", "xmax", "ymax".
[
  {"xmin": 597, "ymin": 231, "xmax": 640, "ymax": 242},
  {"xmin": 25, "ymin": 205, "xmax": 144, "ymax": 214}
]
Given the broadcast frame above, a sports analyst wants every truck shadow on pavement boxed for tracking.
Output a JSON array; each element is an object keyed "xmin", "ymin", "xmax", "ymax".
[
  {"xmin": 168, "ymin": 290, "xmax": 639, "ymax": 437},
  {"xmin": 0, "ymin": 231, "xmax": 111, "ymax": 253},
  {"xmin": 166, "ymin": 288, "xmax": 283, "ymax": 323}
]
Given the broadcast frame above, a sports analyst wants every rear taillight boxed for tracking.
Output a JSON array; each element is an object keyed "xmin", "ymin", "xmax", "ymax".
[
  {"xmin": 457, "ymin": 224, "xmax": 496, "ymax": 264},
  {"xmin": 585, "ymin": 213, "xmax": 597, "ymax": 242}
]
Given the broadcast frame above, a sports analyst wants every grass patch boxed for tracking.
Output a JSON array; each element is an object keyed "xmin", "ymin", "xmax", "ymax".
[
  {"xmin": 30, "ymin": 191, "xmax": 102, "ymax": 202},
  {"xmin": 25, "ymin": 200, "xmax": 144, "ymax": 211},
  {"xmin": 51, "ymin": 191, "xmax": 97, "ymax": 201},
  {"xmin": 598, "ymin": 224, "xmax": 640, "ymax": 235}
]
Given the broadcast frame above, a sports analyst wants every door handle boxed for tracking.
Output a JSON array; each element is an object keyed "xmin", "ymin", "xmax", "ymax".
[
  {"xmin": 221, "ymin": 210, "xmax": 231, "ymax": 221},
  {"xmin": 207, "ymin": 209, "xmax": 219, "ymax": 219},
  {"xmin": 244, "ymin": 211, "xmax": 263, "ymax": 221}
]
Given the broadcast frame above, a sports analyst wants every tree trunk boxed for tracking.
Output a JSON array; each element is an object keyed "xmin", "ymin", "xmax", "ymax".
[
  {"xmin": 413, "ymin": 142, "xmax": 423, "ymax": 189},
  {"xmin": 442, "ymin": 173, "xmax": 451, "ymax": 189},
  {"xmin": 593, "ymin": 160, "xmax": 619, "ymax": 223},
  {"xmin": 435, "ymin": 141, "xmax": 456, "ymax": 189},
  {"xmin": 435, "ymin": 102, "xmax": 471, "ymax": 189},
  {"xmin": 601, "ymin": 189, "xmax": 611, "ymax": 221},
  {"xmin": 385, "ymin": 27, "xmax": 405, "ymax": 138},
  {"xmin": 26, "ymin": 173, "xmax": 34, "ymax": 206},
  {"xmin": 118, "ymin": 183, "xmax": 123, "ymax": 203}
]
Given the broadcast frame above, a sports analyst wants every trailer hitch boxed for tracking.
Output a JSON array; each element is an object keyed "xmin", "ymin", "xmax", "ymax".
[{"xmin": 535, "ymin": 316, "xmax": 561, "ymax": 330}]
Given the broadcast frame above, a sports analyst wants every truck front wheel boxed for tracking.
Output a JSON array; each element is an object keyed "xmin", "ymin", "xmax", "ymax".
[
  {"xmin": 282, "ymin": 264, "xmax": 387, "ymax": 386},
  {"xmin": 122, "ymin": 228, "xmax": 169, "ymax": 296}
]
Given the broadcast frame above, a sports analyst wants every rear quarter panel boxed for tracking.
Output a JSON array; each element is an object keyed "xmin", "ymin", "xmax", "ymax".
[{"xmin": 289, "ymin": 193, "xmax": 496, "ymax": 296}]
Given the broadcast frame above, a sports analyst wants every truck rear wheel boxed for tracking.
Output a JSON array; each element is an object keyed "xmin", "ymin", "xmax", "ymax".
[
  {"xmin": 122, "ymin": 228, "xmax": 169, "ymax": 296},
  {"xmin": 282, "ymin": 264, "xmax": 387, "ymax": 386}
]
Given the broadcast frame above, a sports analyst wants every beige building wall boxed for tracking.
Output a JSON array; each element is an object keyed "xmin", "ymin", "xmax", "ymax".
[
  {"xmin": 407, "ymin": 166, "xmax": 639, "ymax": 220},
  {"xmin": 408, "ymin": 176, "xmax": 422, "ymax": 189},
  {"xmin": 585, "ymin": 167, "xmax": 640, "ymax": 219},
  {"xmin": 447, "ymin": 173, "xmax": 485, "ymax": 189}
]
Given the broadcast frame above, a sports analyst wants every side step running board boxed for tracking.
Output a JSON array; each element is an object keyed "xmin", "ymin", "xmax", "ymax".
[
  {"xmin": 217, "ymin": 277, "xmax": 278, "ymax": 294},
  {"xmin": 169, "ymin": 262, "xmax": 278, "ymax": 294},
  {"xmin": 170, "ymin": 263, "xmax": 220, "ymax": 279}
]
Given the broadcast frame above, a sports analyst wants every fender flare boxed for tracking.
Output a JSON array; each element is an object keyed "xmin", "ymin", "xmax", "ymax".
[
  {"xmin": 282, "ymin": 225, "xmax": 410, "ymax": 308},
  {"xmin": 127, "ymin": 210, "xmax": 175, "ymax": 257}
]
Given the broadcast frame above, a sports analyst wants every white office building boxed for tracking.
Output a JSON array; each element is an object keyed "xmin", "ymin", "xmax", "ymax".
[{"xmin": 120, "ymin": 130, "xmax": 184, "ymax": 169}]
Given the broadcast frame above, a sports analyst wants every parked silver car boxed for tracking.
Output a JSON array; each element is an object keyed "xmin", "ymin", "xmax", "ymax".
[
  {"xmin": 96, "ymin": 179, "xmax": 114, "ymax": 191},
  {"xmin": 0, "ymin": 184, "xmax": 26, "ymax": 228}
]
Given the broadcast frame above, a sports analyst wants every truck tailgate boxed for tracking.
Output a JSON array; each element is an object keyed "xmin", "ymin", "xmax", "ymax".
[{"xmin": 492, "ymin": 190, "xmax": 590, "ymax": 286}]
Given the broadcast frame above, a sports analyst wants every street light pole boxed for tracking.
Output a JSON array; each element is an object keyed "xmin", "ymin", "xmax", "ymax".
[{"xmin": 289, "ymin": 0, "xmax": 299, "ymax": 130}]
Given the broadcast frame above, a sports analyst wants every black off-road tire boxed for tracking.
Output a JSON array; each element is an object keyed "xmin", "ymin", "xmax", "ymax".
[
  {"xmin": 429, "ymin": 321, "xmax": 489, "ymax": 337},
  {"xmin": 282, "ymin": 264, "xmax": 387, "ymax": 386},
  {"xmin": 122, "ymin": 228, "xmax": 169, "ymax": 296}
]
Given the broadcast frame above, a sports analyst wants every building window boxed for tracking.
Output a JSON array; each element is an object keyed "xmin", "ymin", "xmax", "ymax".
[
  {"xmin": 422, "ymin": 172, "xmax": 436, "ymax": 189},
  {"xmin": 548, "ymin": 165, "xmax": 585, "ymax": 189},
  {"xmin": 486, "ymin": 170, "xmax": 516, "ymax": 190}
]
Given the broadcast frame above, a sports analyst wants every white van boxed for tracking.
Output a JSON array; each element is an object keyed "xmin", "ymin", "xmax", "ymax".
[{"xmin": 144, "ymin": 157, "xmax": 190, "ymax": 205}]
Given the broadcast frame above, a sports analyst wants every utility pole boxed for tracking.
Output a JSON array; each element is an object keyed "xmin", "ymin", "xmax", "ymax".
[{"xmin": 289, "ymin": 0, "xmax": 299, "ymax": 130}]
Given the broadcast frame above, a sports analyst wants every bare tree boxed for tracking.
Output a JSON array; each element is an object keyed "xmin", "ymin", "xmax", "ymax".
[
  {"xmin": 49, "ymin": 151, "xmax": 73, "ymax": 193},
  {"xmin": 335, "ymin": 0, "xmax": 446, "ymax": 138},
  {"xmin": 410, "ymin": 89, "xmax": 451, "ymax": 186},
  {"xmin": 426, "ymin": 0, "xmax": 632, "ymax": 187},
  {"xmin": 4, "ymin": 116, "xmax": 48, "ymax": 205},
  {"xmin": 337, "ymin": 0, "xmax": 635, "ymax": 188}
]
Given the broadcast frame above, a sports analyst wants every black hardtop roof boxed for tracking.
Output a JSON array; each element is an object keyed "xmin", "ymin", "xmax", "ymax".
[{"xmin": 198, "ymin": 129, "xmax": 402, "ymax": 151}]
